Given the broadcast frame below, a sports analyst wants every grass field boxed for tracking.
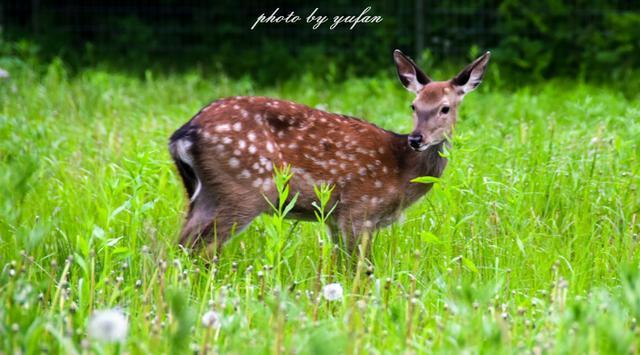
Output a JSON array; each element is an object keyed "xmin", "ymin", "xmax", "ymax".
[{"xmin": 1, "ymin": 60, "xmax": 639, "ymax": 354}]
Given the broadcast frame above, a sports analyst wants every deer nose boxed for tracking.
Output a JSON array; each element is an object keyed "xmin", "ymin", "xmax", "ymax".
[{"xmin": 408, "ymin": 134, "xmax": 423, "ymax": 149}]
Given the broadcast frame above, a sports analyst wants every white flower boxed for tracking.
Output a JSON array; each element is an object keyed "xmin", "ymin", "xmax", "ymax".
[
  {"xmin": 322, "ymin": 283, "xmax": 344, "ymax": 301},
  {"xmin": 88, "ymin": 309, "xmax": 128, "ymax": 342},
  {"xmin": 201, "ymin": 310, "xmax": 221, "ymax": 329},
  {"xmin": 0, "ymin": 68, "xmax": 8, "ymax": 79}
]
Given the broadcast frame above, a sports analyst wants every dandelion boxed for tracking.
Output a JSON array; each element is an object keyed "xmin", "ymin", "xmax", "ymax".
[
  {"xmin": 88, "ymin": 309, "xmax": 128, "ymax": 342},
  {"xmin": 322, "ymin": 283, "xmax": 343, "ymax": 301},
  {"xmin": 201, "ymin": 310, "xmax": 221, "ymax": 329}
]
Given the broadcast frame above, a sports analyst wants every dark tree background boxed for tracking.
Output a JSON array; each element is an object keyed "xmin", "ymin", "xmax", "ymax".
[{"xmin": 2, "ymin": 0, "xmax": 639, "ymax": 83}]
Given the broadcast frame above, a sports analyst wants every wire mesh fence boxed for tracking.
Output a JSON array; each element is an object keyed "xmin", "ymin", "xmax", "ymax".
[
  {"xmin": 2, "ymin": 0, "xmax": 638, "ymax": 80},
  {"xmin": 1, "ymin": 1, "xmax": 505, "ymax": 56}
]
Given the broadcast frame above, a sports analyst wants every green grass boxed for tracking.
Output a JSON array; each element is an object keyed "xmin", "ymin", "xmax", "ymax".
[{"xmin": 1, "ymin": 59, "xmax": 639, "ymax": 354}]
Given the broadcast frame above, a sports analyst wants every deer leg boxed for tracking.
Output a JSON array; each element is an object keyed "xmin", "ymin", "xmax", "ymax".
[
  {"xmin": 178, "ymin": 200, "xmax": 217, "ymax": 249},
  {"xmin": 335, "ymin": 211, "xmax": 376, "ymax": 259},
  {"xmin": 179, "ymin": 200, "xmax": 263, "ymax": 254},
  {"xmin": 202, "ymin": 206, "xmax": 263, "ymax": 256}
]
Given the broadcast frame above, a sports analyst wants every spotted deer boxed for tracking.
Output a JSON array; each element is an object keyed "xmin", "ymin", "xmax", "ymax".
[{"xmin": 169, "ymin": 50, "xmax": 490, "ymax": 255}]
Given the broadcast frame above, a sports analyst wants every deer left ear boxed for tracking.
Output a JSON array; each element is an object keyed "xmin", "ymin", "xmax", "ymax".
[{"xmin": 452, "ymin": 51, "xmax": 491, "ymax": 94}]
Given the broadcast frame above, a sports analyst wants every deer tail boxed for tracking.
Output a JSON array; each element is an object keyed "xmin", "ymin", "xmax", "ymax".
[{"xmin": 169, "ymin": 122, "xmax": 202, "ymax": 203}]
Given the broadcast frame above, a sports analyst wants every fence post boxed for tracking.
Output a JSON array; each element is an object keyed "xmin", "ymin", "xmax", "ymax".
[
  {"xmin": 32, "ymin": 0, "xmax": 40, "ymax": 35},
  {"xmin": 415, "ymin": 0, "xmax": 424, "ymax": 56}
]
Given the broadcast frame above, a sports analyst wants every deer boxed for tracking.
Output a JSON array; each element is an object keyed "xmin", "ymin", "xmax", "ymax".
[{"xmin": 169, "ymin": 49, "xmax": 490, "ymax": 256}]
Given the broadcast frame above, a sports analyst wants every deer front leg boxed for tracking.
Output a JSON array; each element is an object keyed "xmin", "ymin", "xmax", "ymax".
[{"xmin": 335, "ymin": 210, "xmax": 377, "ymax": 258}]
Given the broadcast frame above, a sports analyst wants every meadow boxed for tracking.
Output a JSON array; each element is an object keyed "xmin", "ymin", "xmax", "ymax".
[{"xmin": 1, "ymin": 60, "xmax": 639, "ymax": 354}]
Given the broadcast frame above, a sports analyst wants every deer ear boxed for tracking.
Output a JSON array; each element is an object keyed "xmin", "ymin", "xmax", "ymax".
[
  {"xmin": 393, "ymin": 49, "xmax": 431, "ymax": 93},
  {"xmin": 452, "ymin": 51, "xmax": 491, "ymax": 94}
]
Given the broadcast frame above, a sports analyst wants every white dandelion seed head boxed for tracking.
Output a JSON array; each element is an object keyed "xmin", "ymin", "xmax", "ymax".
[
  {"xmin": 201, "ymin": 310, "xmax": 221, "ymax": 329},
  {"xmin": 322, "ymin": 283, "xmax": 344, "ymax": 301},
  {"xmin": 88, "ymin": 309, "xmax": 128, "ymax": 342}
]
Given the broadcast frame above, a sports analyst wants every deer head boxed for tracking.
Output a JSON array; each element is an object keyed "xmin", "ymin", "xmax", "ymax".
[{"xmin": 393, "ymin": 50, "xmax": 491, "ymax": 151}]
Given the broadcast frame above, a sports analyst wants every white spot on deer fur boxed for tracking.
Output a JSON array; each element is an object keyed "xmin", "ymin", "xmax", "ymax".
[
  {"xmin": 215, "ymin": 145, "xmax": 225, "ymax": 153},
  {"xmin": 233, "ymin": 149, "xmax": 241, "ymax": 156},
  {"xmin": 238, "ymin": 140, "xmax": 246, "ymax": 149},
  {"xmin": 263, "ymin": 180, "xmax": 272, "ymax": 191},
  {"xmin": 248, "ymin": 145, "xmax": 257, "ymax": 154},
  {"xmin": 339, "ymin": 162, "xmax": 347, "ymax": 170},
  {"xmin": 378, "ymin": 147, "xmax": 385, "ymax": 154},
  {"xmin": 374, "ymin": 180, "xmax": 383, "ymax": 188},
  {"xmin": 364, "ymin": 220, "xmax": 374, "ymax": 228},
  {"xmin": 247, "ymin": 131, "xmax": 256, "ymax": 141},
  {"xmin": 240, "ymin": 110, "xmax": 249, "ymax": 118},
  {"xmin": 229, "ymin": 157, "xmax": 240, "ymax": 168},
  {"xmin": 382, "ymin": 166, "xmax": 389, "ymax": 174},
  {"xmin": 252, "ymin": 162, "xmax": 260, "ymax": 170},
  {"xmin": 233, "ymin": 122, "xmax": 242, "ymax": 131},
  {"xmin": 266, "ymin": 142, "xmax": 274, "ymax": 153},
  {"xmin": 222, "ymin": 137, "xmax": 233, "ymax": 145},
  {"xmin": 259, "ymin": 157, "xmax": 273, "ymax": 171},
  {"xmin": 277, "ymin": 131, "xmax": 285, "ymax": 138},
  {"xmin": 233, "ymin": 104, "xmax": 240, "ymax": 110},
  {"xmin": 239, "ymin": 169, "xmax": 251, "ymax": 179},
  {"xmin": 359, "ymin": 167, "xmax": 367, "ymax": 176},
  {"xmin": 252, "ymin": 178, "xmax": 263, "ymax": 188},
  {"xmin": 361, "ymin": 195, "xmax": 369, "ymax": 202},
  {"xmin": 288, "ymin": 142, "xmax": 298, "ymax": 149},
  {"xmin": 254, "ymin": 114, "xmax": 262, "ymax": 123},
  {"xmin": 215, "ymin": 124, "xmax": 231, "ymax": 132}
]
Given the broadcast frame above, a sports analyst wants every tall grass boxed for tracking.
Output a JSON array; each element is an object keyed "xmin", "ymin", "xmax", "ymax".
[{"xmin": 1, "ymin": 60, "xmax": 639, "ymax": 353}]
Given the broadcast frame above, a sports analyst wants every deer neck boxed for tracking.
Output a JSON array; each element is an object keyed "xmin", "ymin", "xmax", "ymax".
[{"xmin": 393, "ymin": 135, "xmax": 449, "ymax": 203}]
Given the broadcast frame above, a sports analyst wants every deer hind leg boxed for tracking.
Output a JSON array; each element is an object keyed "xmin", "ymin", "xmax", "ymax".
[{"xmin": 179, "ymin": 198, "xmax": 263, "ymax": 254}]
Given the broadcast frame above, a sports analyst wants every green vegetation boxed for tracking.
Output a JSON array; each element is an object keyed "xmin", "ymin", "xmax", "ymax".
[{"xmin": 1, "ymin": 60, "xmax": 639, "ymax": 353}]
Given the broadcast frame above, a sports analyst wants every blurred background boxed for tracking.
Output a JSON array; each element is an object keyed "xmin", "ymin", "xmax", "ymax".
[{"xmin": 1, "ymin": 0, "xmax": 639, "ymax": 86}]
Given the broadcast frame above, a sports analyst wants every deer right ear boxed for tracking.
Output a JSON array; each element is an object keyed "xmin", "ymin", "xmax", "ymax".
[{"xmin": 393, "ymin": 49, "xmax": 431, "ymax": 93}]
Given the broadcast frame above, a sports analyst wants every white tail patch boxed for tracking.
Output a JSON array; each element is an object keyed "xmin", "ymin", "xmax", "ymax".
[
  {"xmin": 171, "ymin": 138, "xmax": 202, "ymax": 203},
  {"xmin": 173, "ymin": 139, "xmax": 194, "ymax": 166},
  {"xmin": 190, "ymin": 180, "xmax": 202, "ymax": 203}
]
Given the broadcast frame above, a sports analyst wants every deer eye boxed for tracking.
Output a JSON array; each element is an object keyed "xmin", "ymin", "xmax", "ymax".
[{"xmin": 441, "ymin": 106, "xmax": 450, "ymax": 114}]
